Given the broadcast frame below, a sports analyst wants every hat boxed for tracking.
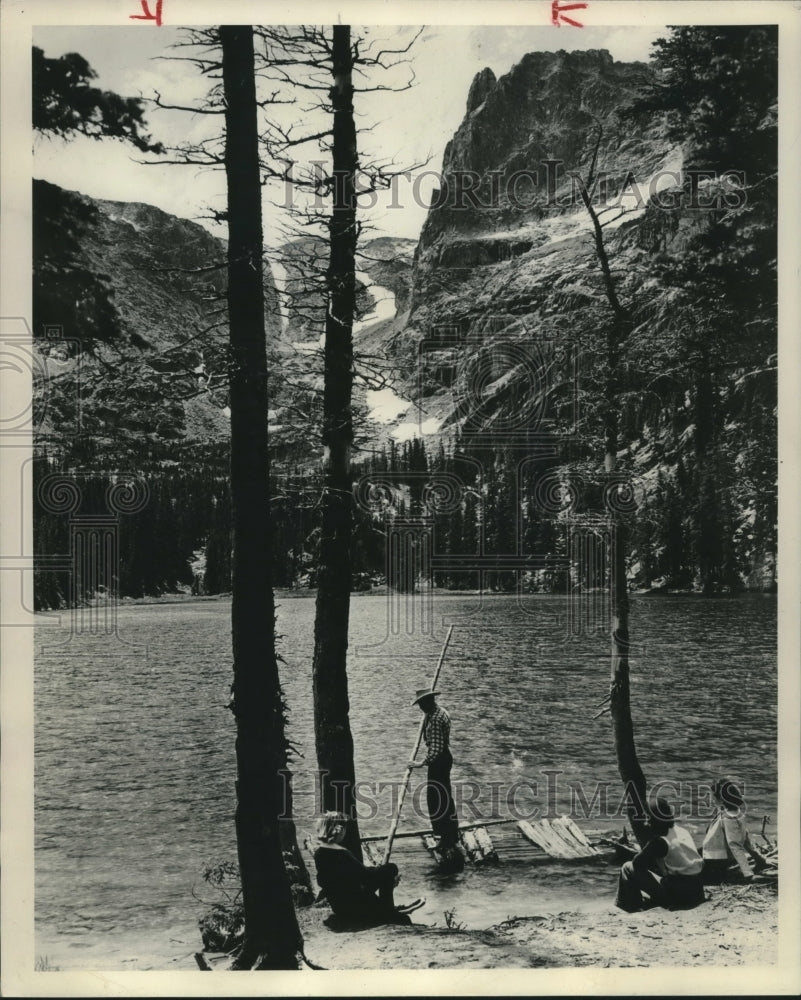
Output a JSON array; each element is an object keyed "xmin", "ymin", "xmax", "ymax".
[{"xmin": 411, "ymin": 687, "xmax": 440, "ymax": 706}]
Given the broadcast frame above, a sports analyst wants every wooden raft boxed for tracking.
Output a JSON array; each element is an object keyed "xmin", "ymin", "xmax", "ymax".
[
  {"xmin": 420, "ymin": 824, "xmax": 499, "ymax": 864},
  {"xmin": 304, "ymin": 816, "xmax": 608, "ymax": 869},
  {"xmin": 516, "ymin": 815, "xmax": 601, "ymax": 859},
  {"xmin": 360, "ymin": 819, "xmax": 502, "ymax": 865},
  {"xmin": 356, "ymin": 815, "xmax": 602, "ymax": 865}
]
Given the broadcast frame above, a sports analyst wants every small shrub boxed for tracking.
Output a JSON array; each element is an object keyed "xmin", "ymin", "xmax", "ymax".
[
  {"xmin": 443, "ymin": 909, "xmax": 464, "ymax": 931},
  {"xmin": 199, "ymin": 901, "xmax": 245, "ymax": 953},
  {"xmin": 195, "ymin": 860, "xmax": 245, "ymax": 954}
]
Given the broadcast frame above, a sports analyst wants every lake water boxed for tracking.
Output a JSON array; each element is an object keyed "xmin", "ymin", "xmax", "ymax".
[{"xmin": 34, "ymin": 593, "xmax": 777, "ymax": 969}]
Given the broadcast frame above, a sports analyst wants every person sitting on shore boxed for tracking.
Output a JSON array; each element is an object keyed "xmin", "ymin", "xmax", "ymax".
[
  {"xmin": 313, "ymin": 812, "xmax": 424, "ymax": 930},
  {"xmin": 615, "ymin": 797, "xmax": 705, "ymax": 913},
  {"xmin": 702, "ymin": 778, "xmax": 768, "ymax": 883}
]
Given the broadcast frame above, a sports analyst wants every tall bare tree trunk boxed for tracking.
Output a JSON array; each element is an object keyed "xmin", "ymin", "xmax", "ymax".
[
  {"xmin": 604, "ymin": 318, "xmax": 648, "ymax": 844},
  {"xmin": 221, "ymin": 24, "xmax": 304, "ymax": 968},
  {"xmin": 577, "ymin": 171, "xmax": 648, "ymax": 843},
  {"xmin": 311, "ymin": 23, "xmax": 362, "ymax": 859}
]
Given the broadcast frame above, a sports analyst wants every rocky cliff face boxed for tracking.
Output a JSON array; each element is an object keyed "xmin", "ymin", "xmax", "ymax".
[
  {"xmin": 418, "ymin": 50, "xmax": 656, "ymax": 243},
  {"xmin": 391, "ymin": 50, "xmax": 688, "ymax": 445},
  {"xmin": 386, "ymin": 48, "xmax": 776, "ymax": 593},
  {"xmin": 410, "ymin": 49, "xmax": 670, "ymax": 318}
]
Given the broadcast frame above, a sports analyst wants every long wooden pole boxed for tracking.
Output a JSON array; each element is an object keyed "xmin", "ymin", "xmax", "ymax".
[{"xmin": 381, "ymin": 625, "xmax": 455, "ymax": 864}]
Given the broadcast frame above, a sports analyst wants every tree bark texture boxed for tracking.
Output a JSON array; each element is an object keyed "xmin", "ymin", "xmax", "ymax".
[
  {"xmin": 311, "ymin": 24, "xmax": 363, "ymax": 859},
  {"xmin": 221, "ymin": 25, "xmax": 303, "ymax": 969}
]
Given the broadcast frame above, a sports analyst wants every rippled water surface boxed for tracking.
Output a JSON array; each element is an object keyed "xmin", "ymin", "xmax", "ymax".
[{"xmin": 35, "ymin": 594, "xmax": 776, "ymax": 968}]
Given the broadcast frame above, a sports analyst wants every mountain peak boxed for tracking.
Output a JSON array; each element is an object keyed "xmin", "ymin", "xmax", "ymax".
[{"xmin": 466, "ymin": 67, "xmax": 496, "ymax": 113}]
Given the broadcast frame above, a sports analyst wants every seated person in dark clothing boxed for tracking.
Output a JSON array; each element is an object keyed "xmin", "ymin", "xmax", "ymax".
[
  {"xmin": 616, "ymin": 797, "xmax": 705, "ymax": 913},
  {"xmin": 313, "ymin": 812, "xmax": 424, "ymax": 929}
]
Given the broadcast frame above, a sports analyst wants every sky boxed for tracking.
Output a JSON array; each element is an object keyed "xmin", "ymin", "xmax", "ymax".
[{"xmin": 33, "ymin": 24, "xmax": 667, "ymax": 244}]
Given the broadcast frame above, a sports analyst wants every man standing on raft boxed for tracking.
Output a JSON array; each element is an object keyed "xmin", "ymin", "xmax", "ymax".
[{"xmin": 408, "ymin": 687, "xmax": 462, "ymax": 862}]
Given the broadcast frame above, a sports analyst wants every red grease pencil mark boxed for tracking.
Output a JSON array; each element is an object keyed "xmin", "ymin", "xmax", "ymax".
[
  {"xmin": 552, "ymin": 1, "xmax": 587, "ymax": 27},
  {"xmin": 129, "ymin": 0, "xmax": 163, "ymax": 26}
]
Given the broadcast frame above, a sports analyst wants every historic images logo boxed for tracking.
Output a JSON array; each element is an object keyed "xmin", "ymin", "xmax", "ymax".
[
  {"xmin": 34, "ymin": 471, "xmax": 151, "ymax": 655},
  {"xmin": 282, "ymin": 769, "xmax": 743, "ymax": 825},
  {"xmin": 286, "ymin": 162, "xmax": 747, "ymax": 213}
]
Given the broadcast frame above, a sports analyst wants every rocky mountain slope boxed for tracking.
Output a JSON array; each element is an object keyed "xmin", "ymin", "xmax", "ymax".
[
  {"xmin": 33, "ymin": 180, "xmax": 415, "ymax": 467},
  {"xmin": 400, "ymin": 50, "xmax": 682, "ymax": 418},
  {"xmin": 381, "ymin": 46, "xmax": 776, "ymax": 592},
  {"xmin": 34, "ymin": 180, "xmax": 240, "ymax": 463}
]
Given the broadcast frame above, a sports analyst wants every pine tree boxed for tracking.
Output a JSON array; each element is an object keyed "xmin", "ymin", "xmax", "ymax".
[
  {"xmin": 310, "ymin": 24, "xmax": 363, "ymax": 856},
  {"xmin": 220, "ymin": 25, "xmax": 303, "ymax": 969}
]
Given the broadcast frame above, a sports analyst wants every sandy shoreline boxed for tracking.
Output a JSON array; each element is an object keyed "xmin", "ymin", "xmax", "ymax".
[
  {"xmin": 298, "ymin": 882, "xmax": 778, "ymax": 970},
  {"xmin": 39, "ymin": 882, "xmax": 776, "ymax": 973}
]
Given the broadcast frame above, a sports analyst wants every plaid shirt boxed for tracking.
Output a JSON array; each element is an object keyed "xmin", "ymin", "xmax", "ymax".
[{"xmin": 422, "ymin": 706, "xmax": 451, "ymax": 764}]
